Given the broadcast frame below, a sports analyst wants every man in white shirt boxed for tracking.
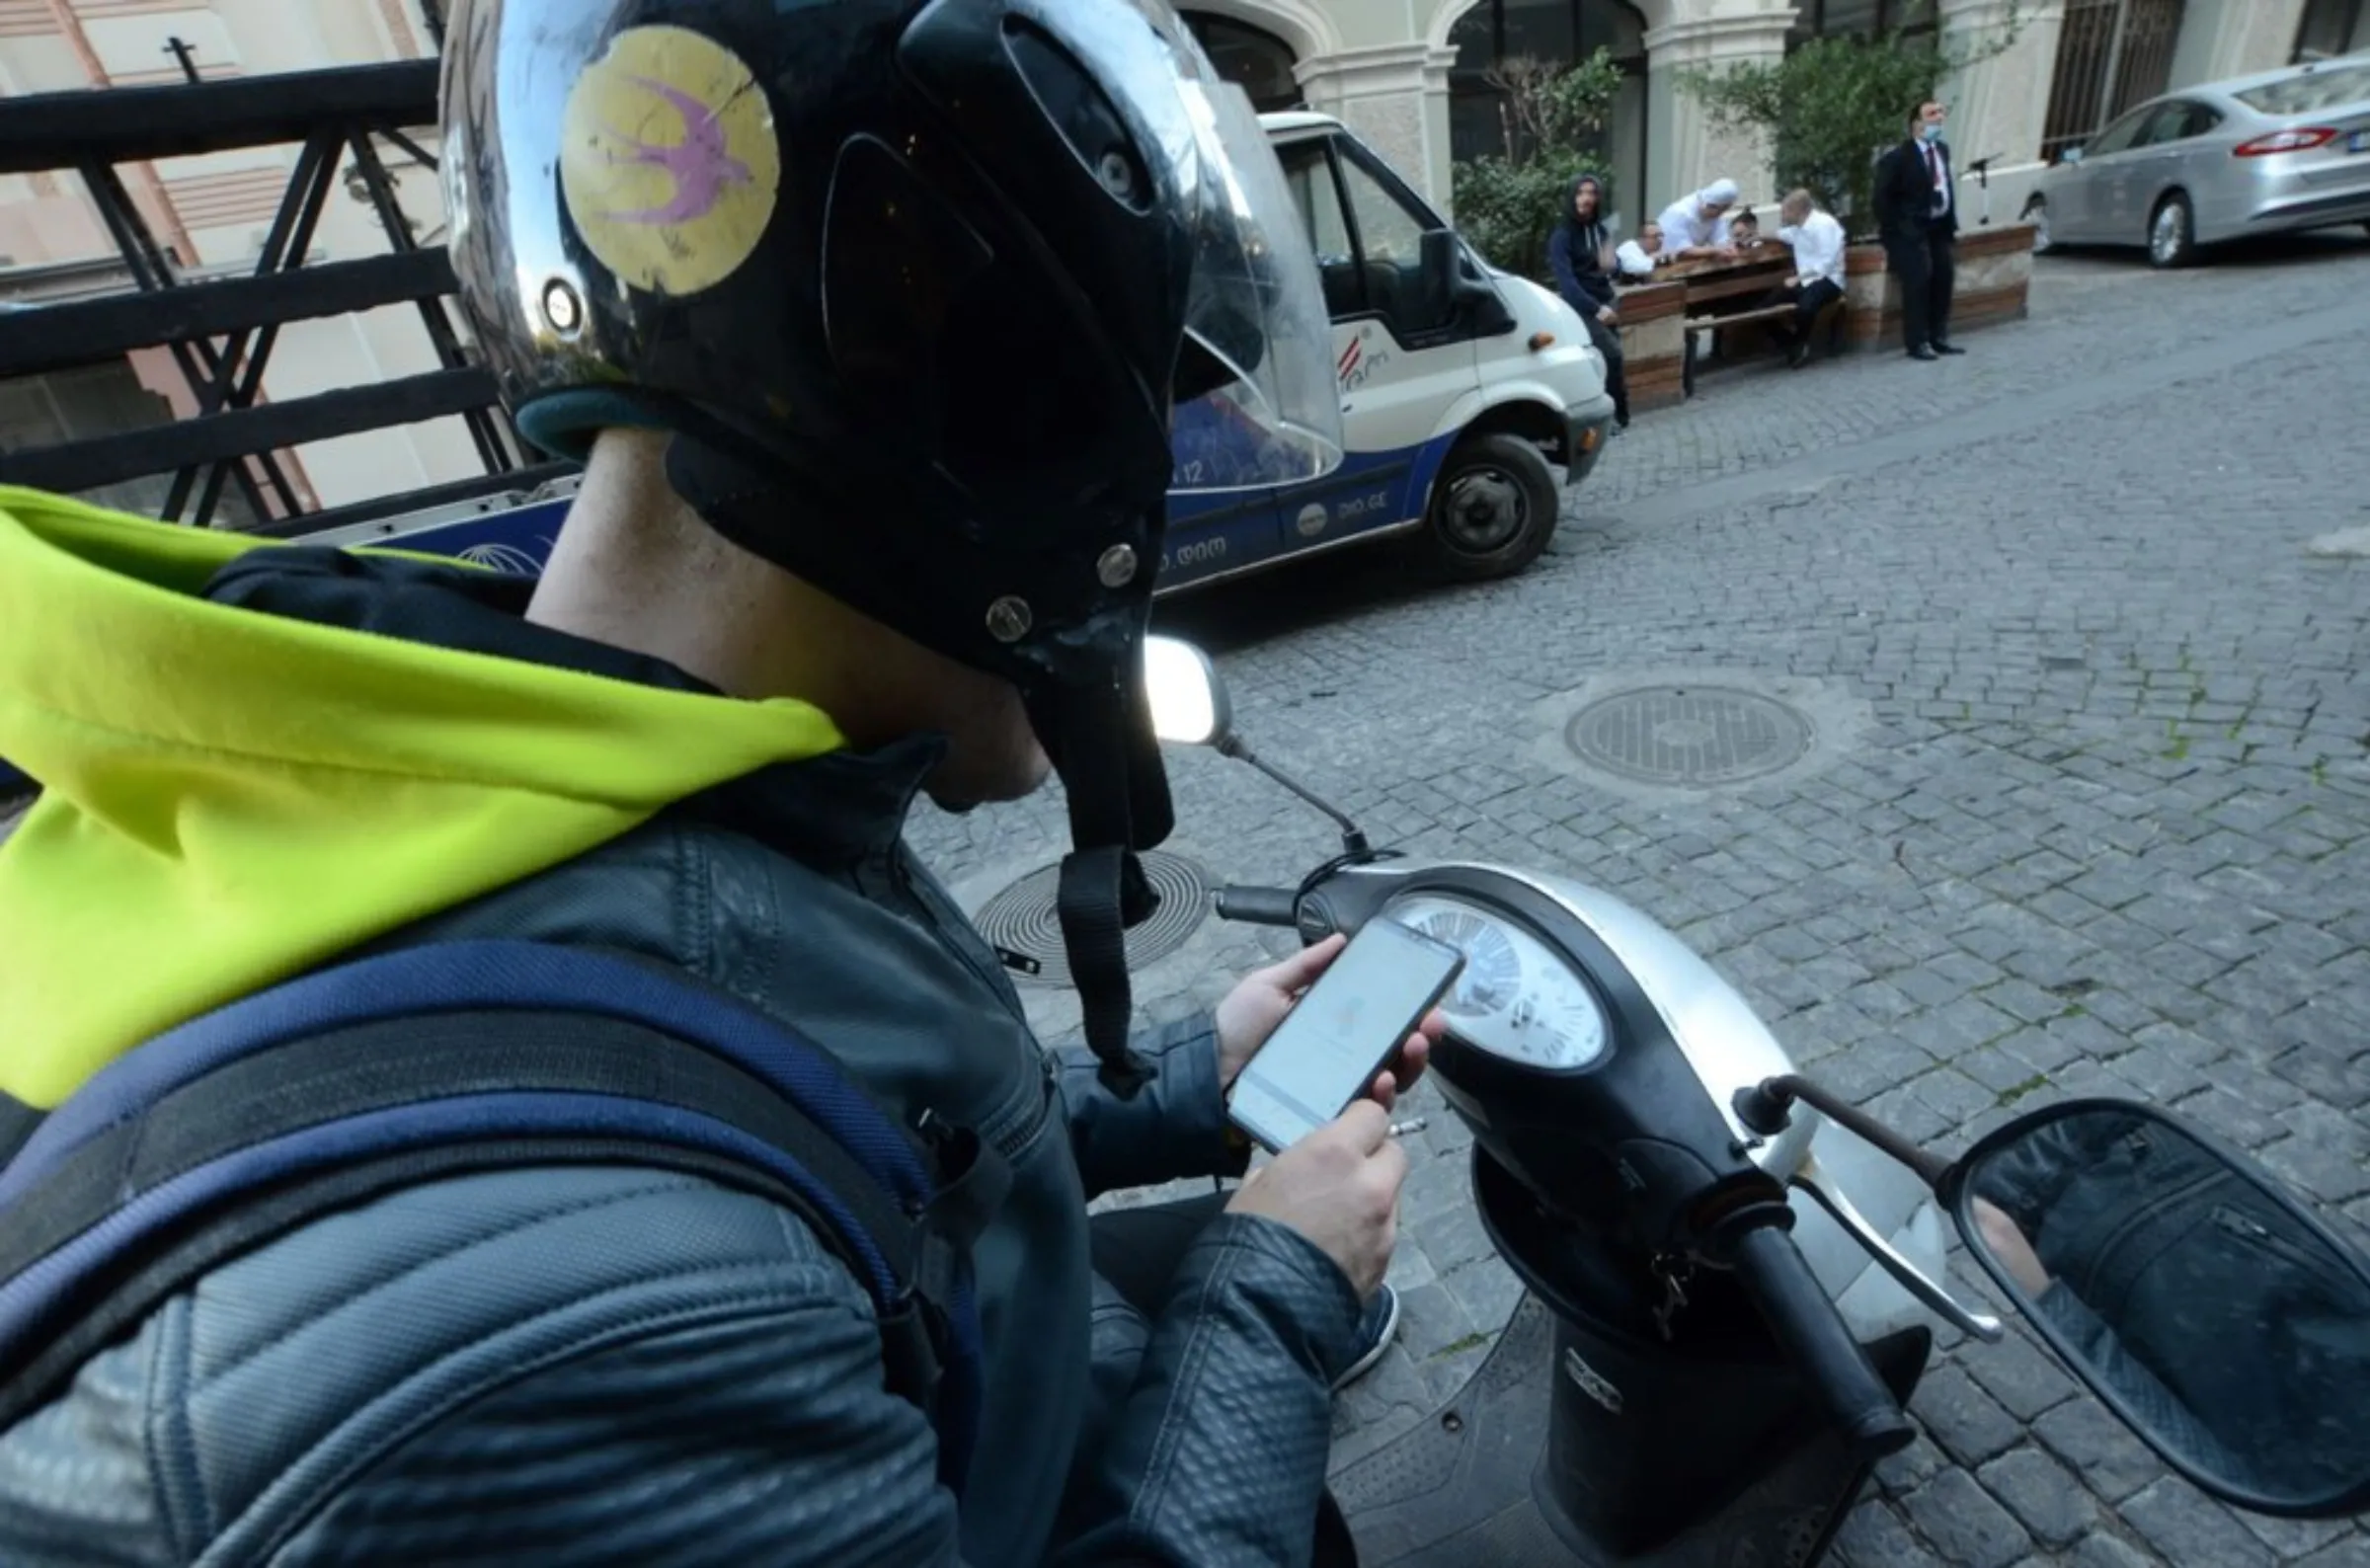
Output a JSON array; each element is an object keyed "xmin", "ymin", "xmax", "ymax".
[
  {"xmin": 1615, "ymin": 219, "xmax": 1667, "ymax": 278},
  {"xmin": 1772, "ymin": 188, "xmax": 1848, "ymax": 368},
  {"xmin": 1655, "ymin": 179, "xmax": 1740, "ymax": 261}
]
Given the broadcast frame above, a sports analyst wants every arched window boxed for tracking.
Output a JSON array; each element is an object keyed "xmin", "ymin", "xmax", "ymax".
[
  {"xmin": 1447, "ymin": 3, "xmax": 1648, "ymax": 224},
  {"xmin": 1181, "ymin": 14, "xmax": 1304, "ymax": 114}
]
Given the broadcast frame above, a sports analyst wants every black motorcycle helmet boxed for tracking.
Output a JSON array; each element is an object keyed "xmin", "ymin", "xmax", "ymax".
[{"xmin": 439, "ymin": 0, "xmax": 1341, "ymax": 1091}]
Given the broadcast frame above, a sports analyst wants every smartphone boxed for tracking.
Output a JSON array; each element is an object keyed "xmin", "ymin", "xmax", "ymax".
[{"xmin": 1226, "ymin": 918, "xmax": 1465, "ymax": 1153}]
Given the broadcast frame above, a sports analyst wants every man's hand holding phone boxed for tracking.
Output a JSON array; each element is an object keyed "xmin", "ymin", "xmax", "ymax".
[
  {"xmin": 1217, "ymin": 920, "xmax": 1461, "ymax": 1298},
  {"xmin": 1226, "ymin": 1101, "xmax": 1405, "ymax": 1298},
  {"xmin": 1216, "ymin": 932, "xmax": 1442, "ymax": 1107}
]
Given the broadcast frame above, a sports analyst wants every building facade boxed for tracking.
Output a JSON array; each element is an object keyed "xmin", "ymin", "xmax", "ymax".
[
  {"xmin": 1197, "ymin": 1, "xmax": 2343, "ymax": 231},
  {"xmin": 0, "ymin": 0, "xmax": 2357, "ymax": 520}
]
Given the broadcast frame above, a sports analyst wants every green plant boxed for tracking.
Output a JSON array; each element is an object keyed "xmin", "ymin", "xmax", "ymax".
[
  {"xmin": 1676, "ymin": 15, "xmax": 2020, "ymax": 239},
  {"xmin": 1450, "ymin": 47, "xmax": 1625, "ymax": 278}
]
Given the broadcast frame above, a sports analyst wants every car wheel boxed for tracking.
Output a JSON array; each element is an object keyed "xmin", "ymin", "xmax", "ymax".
[
  {"xmin": 2022, "ymin": 197, "xmax": 2052, "ymax": 253},
  {"xmin": 2149, "ymin": 194, "xmax": 2196, "ymax": 269},
  {"xmin": 1417, "ymin": 431, "xmax": 1560, "ymax": 583}
]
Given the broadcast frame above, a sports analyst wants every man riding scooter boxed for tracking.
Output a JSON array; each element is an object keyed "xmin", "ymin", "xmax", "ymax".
[{"xmin": 0, "ymin": 2, "xmax": 1435, "ymax": 1562}]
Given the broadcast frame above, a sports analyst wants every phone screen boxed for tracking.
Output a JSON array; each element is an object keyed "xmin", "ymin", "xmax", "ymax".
[{"xmin": 1228, "ymin": 918, "xmax": 1464, "ymax": 1151}]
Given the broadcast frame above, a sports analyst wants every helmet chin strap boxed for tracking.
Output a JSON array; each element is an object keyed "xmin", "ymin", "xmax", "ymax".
[{"xmin": 1036, "ymin": 647, "xmax": 1175, "ymax": 1098}]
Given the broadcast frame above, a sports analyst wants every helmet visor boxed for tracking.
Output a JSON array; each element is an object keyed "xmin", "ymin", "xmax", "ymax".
[{"xmin": 1061, "ymin": 1, "xmax": 1344, "ymax": 495}]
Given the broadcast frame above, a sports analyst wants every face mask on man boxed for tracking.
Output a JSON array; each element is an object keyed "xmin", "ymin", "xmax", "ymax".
[{"xmin": 1920, "ymin": 121, "xmax": 1943, "ymax": 144}]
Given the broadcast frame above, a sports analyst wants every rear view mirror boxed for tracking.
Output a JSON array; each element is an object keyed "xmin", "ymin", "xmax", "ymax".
[
  {"xmin": 1419, "ymin": 227, "xmax": 1460, "ymax": 321},
  {"xmin": 1944, "ymin": 1101, "xmax": 2370, "ymax": 1518},
  {"xmin": 1142, "ymin": 636, "xmax": 1231, "ymax": 748}
]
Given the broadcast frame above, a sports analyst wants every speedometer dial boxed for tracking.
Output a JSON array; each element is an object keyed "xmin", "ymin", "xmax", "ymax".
[
  {"xmin": 1406, "ymin": 906, "xmax": 1521, "ymax": 1018},
  {"xmin": 1391, "ymin": 895, "xmax": 1611, "ymax": 1071}
]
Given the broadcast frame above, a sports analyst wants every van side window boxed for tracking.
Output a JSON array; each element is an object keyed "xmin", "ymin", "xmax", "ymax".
[
  {"xmin": 1279, "ymin": 135, "xmax": 1460, "ymax": 344},
  {"xmin": 1280, "ymin": 141, "xmax": 1363, "ymax": 320},
  {"xmin": 1337, "ymin": 148, "xmax": 1459, "ymax": 341}
]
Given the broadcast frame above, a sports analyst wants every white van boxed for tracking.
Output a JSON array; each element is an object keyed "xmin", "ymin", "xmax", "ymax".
[
  {"xmin": 293, "ymin": 115, "xmax": 1618, "ymax": 593},
  {"xmin": 1160, "ymin": 113, "xmax": 1618, "ymax": 590}
]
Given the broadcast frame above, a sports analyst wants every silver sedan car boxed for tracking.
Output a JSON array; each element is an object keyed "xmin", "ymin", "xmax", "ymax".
[{"xmin": 2022, "ymin": 53, "xmax": 2370, "ymax": 267}]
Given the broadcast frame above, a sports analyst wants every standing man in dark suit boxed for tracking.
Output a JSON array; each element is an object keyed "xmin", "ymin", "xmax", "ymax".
[{"xmin": 1872, "ymin": 99, "xmax": 1965, "ymax": 361}]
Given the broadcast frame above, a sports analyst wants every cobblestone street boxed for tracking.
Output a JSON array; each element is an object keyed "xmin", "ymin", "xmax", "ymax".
[{"xmin": 913, "ymin": 228, "xmax": 2370, "ymax": 1567}]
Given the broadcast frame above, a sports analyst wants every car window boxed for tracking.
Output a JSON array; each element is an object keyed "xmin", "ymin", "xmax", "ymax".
[
  {"xmin": 2161, "ymin": 100, "xmax": 2228, "ymax": 141},
  {"xmin": 2137, "ymin": 101, "xmax": 2223, "ymax": 146},
  {"xmin": 2235, "ymin": 62, "xmax": 2370, "ymax": 116},
  {"xmin": 2178, "ymin": 102, "xmax": 2225, "ymax": 139},
  {"xmin": 2084, "ymin": 106, "xmax": 2157, "ymax": 157}
]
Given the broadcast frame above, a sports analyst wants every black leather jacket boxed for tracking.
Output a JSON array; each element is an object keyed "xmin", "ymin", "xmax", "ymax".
[{"xmin": 0, "ymin": 553, "xmax": 1368, "ymax": 1566}]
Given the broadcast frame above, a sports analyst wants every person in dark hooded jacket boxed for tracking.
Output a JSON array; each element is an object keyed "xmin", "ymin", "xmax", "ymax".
[{"xmin": 1546, "ymin": 173, "xmax": 1629, "ymax": 429}]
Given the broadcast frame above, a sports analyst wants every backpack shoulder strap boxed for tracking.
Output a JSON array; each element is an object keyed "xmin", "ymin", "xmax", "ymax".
[{"xmin": 0, "ymin": 941, "xmax": 997, "ymax": 1491}]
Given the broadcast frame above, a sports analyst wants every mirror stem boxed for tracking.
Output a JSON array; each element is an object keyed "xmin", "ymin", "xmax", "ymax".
[
  {"xmin": 1219, "ymin": 737, "xmax": 1372, "ymax": 856},
  {"xmin": 1741, "ymin": 1074, "xmax": 1952, "ymax": 1190}
]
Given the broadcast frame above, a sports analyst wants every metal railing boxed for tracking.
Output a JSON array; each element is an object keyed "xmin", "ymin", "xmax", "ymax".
[
  {"xmin": 0, "ymin": 63, "xmax": 568, "ymax": 534},
  {"xmin": 2040, "ymin": 0, "xmax": 2187, "ymax": 161}
]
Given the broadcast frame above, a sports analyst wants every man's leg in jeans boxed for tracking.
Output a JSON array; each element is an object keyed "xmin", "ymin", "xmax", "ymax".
[
  {"xmin": 1788, "ymin": 278, "xmax": 1842, "ymax": 363},
  {"xmin": 1089, "ymin": 1193, "xmax": 1400, "ymax": 1384},
  {"xmin": 1928, "ymin": 226, "xmax": 1957, "ymax": 348},
  {"xmin": 1581, "ymin": 311, "xmax": 1629, "ymax": 427},
  {"xmin": 1088, "ymin": 1194, "xmax": 1384, "ymax": 1567}
]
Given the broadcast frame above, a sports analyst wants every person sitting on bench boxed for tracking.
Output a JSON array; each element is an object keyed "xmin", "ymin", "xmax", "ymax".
[
  {"xmin": 1616, "ymin": 219, "xmax": 1667, "ymax": 279},
  {"xmin": 1771, "ymin": 189, "xmax": 1848, "ymax": 369}
]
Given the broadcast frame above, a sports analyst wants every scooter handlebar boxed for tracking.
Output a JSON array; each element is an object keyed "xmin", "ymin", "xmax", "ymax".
[
  {"xmin": 1215, "ymin": 885, "xmax": 1302, "ymax": 926},
  {"xmin": 1730, "ymin": 1221, "xmax": 1917, "ymax": 1462}
]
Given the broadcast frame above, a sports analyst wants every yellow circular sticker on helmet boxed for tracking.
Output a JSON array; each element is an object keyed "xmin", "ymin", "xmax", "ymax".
[{"xmin": 560, "ymin": 26, "xmax": 780, "ymax": 297}]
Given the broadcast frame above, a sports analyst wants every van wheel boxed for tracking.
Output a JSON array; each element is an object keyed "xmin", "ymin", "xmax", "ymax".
[{"xmin": 1419, "ymin": 432, "xmax": 1559, "ymax": 582}]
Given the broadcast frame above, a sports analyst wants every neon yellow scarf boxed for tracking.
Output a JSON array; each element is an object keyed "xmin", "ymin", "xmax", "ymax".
[{"xmin": 0, "ymin": 487, "xmax": 842, "ymax": 1108}]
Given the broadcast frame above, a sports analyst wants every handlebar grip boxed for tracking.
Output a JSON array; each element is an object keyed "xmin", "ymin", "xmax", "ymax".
[
  {"xmin": 1730, "ymin": 1222, "xmax": 1917, "ymax": 1462},
  {"xmin": 1214, "ymin": 885, "xmax": 1301, "ymax": 926}
]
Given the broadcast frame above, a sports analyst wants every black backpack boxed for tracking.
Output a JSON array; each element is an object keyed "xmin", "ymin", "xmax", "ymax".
[{"xmin": 0, "ymin": 938, "xmax": 1002, "ymax": 1492}]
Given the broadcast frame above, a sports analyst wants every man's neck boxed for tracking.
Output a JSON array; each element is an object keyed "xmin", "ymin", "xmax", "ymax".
[{"xmin": 525, "ymin": 432, "xmax": 893, "ymax": 738}]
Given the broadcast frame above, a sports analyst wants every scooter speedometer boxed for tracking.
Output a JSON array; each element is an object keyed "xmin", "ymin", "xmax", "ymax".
[{"xmin": 1390, "ymin": 894, "xmax": 1610, "ymax": 1071}]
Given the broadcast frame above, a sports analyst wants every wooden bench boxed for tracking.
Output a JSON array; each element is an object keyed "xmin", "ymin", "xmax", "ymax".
[{"xmin": 1656, "ymin": 244, "xmax": 1849, "ymax": 393}]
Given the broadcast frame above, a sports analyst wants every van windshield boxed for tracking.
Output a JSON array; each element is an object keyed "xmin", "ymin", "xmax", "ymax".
[{"xmin": 2234, "ymin": 62, "xmax": 2370, "ymax": 116}]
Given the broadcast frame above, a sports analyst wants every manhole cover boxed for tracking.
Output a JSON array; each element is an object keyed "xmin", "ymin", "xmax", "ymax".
[
  {"xmin": 1564, "ymin": 685, "xmax": 1813, "ymax": 787},
  {"xmin": 973, "ymin": 850, "xmax": 1212, "ymax": 987}
]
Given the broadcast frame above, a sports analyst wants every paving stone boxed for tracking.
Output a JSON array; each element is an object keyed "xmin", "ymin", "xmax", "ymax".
[
  {"xmin": 1915, "ymin": 1362, "xmax": 2027, "ymax": 1467},
  {"xmin": 1901, "ymin": 1467, "xmax": 2034, "ymax": 1568},
  {"xmin": 1391, "ymin": 1281, "xmax": 1477, "ymax": 1364},
  {"xmin": 2070, "ymin": 1529, "xmax": 2169, "ymax": 1568},
  {"xmin": 1835, "ymin": 1498, "xmax": 1948, "ymax": 1568},
  {"xmin": 2119, "ymin": 1479, "xmax": 2277, "ymax": 1568},
  {"xmin": 2030, "ymin": 1398, "xmax": 2166, "ymax": 1506},
  {"xmin": 2235, "ymin": 1512, "xmax": 2356, "ymax": 1563},
  {"xmin": 1978, "ymin": 1445, "xmax": 2101, "ymax": 1549},
  {"xmin": 1962, "ymin": 1329, "xmax": 2081, "ymax": 1424},
  {"xmin": 1437, "ymin": 1254, "xmax": 1524, "ymax": 1336}
]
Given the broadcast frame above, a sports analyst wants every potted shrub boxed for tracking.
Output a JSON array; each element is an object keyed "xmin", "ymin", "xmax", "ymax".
[
  {"xmin": 1450, "ymin": 48, "xmax": 1626, "ymax": 283},
  {"xmin": 1678, "ymin": 18, "xmax": 2038, "ymax": 353}
]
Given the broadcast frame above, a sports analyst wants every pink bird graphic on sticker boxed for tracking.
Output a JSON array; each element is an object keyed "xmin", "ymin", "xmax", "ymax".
[{"xmin": 598, "ymin": 74, "xmax": 753, "ymax": 227}]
